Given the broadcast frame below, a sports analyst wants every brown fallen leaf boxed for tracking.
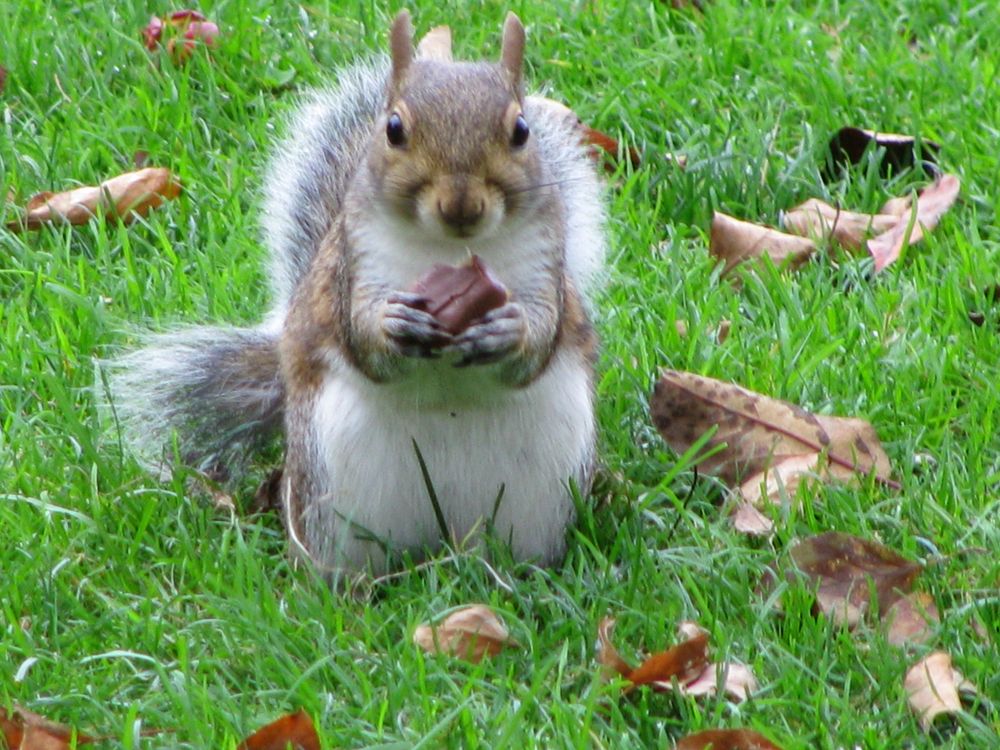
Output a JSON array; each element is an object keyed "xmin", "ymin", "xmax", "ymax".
[
  {"xmin": 782, "ymin": 198, "xmax": 898, "ymax": 251},
  {"xmin": 596, "ymin": 617, "xmax": 753, "ymax": 701},
  {"xmin": 709, "ymin": 212, "xmax": 816, "ymax": 275},
  {"xmin": 682, "ymin": 660, "xmax": 759, "ymax": 702},
  {"xmin": 734, "ymin": 453, "xmax": 868, "ymax": 536},
  {"xmin": 905, "ymin": 652, "xmax": 978, "ymax": 732},
  {"xmin": 627, "ymin": 632, "xmax": 710, "ymax": 691},
  {"xmin": 142, "ymin": 10, "xmax": 219, "ymax": 64},
  {"xmin": 650, "ymin": 370, "xmax": 895, "ymax": 487},
  {"xmin": 790, "ymin": 532, "xmax": 922, "ymax": 627},
  {"xmin": 739, "ymin": 453, "xmax": 824, "ymax": 507},
  {"xmin": 7, "ymin": 167, "xmax": 181, "ymax": 232},
  {"xmin": 731, "ymin": 501, "xmax": 775, "ymax": 536},
  {"xmin": 0, "ymin": 65, "xmax": 7, "ymax": 94},
  {"xmin": 527, "ymin": 95, "xmax": 639, "ymax": 172},
  {"xmin": 867, "ymin": 174, "xmax": 960, "ymax": 271},
  {"xmin": 413, "ymin": 604, "xmax": 518, "ymax": 663},
  {"xmin": 880, "ymin": 195, "xmax": 913, "ymax": 218},
  {"xmin": 597, "ymin": 616, "xmax": 635, "ymax": 679},
  {"xmin": 667, "ymin": 622, "xmax": 757, "ymax": 701},
  {"xmin": 237, "ymin": 709, "xmax": 320, "ymax": 750},
  {"xmin": 825, "ymin": 126, "xmax": 941, "ymax": 179},
  {"xmin": 885, "ymin": 591, "xmax": 939, "ymax": 646},
  {"xmin": 675, "ymin": 728, "xmax": 783, "ymax": 750},
  {"xmin": 597, "ymin": 617, "xmax": 710, "ymax": 692},
  {"xmin": 1, "ymin": 706, "xmax": 95, "ymax": 750},
  {"xmin": 581, "ymin": 125, "xmax": 641, "ymax": 171}
]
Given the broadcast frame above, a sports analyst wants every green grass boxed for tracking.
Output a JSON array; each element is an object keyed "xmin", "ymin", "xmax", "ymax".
[{"xmin": 2, "ymin": 1, "xmax": 998, "ymax": 748}]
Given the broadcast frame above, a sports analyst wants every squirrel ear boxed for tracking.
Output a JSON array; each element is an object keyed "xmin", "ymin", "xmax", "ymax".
[
  {"xmin": 500, "ymin": 12, "xmax": 525, "ymax": 97},
  {"xmin": 389, "ymin": 10, "xmax": 414, "ymax": 98}
]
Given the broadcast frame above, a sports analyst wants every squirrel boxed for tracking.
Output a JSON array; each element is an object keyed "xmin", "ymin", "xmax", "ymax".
[{"xmin": 107, "ymin": 11, "xmax": 606, "ymax": 576}]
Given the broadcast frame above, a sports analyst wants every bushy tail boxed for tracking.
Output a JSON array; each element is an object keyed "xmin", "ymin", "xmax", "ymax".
[{"xmin": 102, "ymin": 324, "xmax": 284, "ymax": 480}]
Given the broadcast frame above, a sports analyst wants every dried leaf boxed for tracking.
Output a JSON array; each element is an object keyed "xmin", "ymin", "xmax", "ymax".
[
  {"xmin": 682, "ymin": 661, "xmax": 759, "ymax": 702},
  {"xmin": 676, "ymin": 621, "xmax": 708, "ymax": 640},
  {"xmin": 168, "ymin": 20, "xmax": 220, "ymax": 64},
  {"xmin": 791, "ymin": 532, "xmax": 922, "ymax": 626},
  {"xmin": 782, "ymin": 199, "xmax": 898, "ymax": 251},
  {"xmin": 904, "ymin": 652, "xmax": 978, "ymax": 732},
  {"xmin": 597, "ymin": 618, "xmax": 710, "ymax": 692},
  {"xmin": 885, "ymin": 591, "xmax": 939, "ymax": 646},
  {"xmin": 880, "ymin": 195, "xmax": 913, "ymax": 217},
  {"xmin": 581, "ymin": 126, "xmax": 641, "ymax": 171},
  {"xmin": 238, "ymin": 709, "xmax": 320, "ymax": 750},
  {"xmin": 596, "ymin": 617, "xmax": 634, "ymax": 679},
  {"xmin": 731, "ymin": 501, "xmax": 775, "ymax": 536},
  {"xmin": 628, "ymin": 632, "xmax": 710, "ymax": 690},
  {"xmin": 142, "ymin": 11, "xmax": 218, "ymax": 64},
  {"xmin": 709, "ymin": 212, "xmax": 816, "ymax": 275},
  {"xmin": 825, "ymin": 126, "xmax": 940, "ymax": 179},
  {"xmin": 0, "ymin": 706, "xmax": 95, "ymax": 750},
  {"xmin": 650, "ymin": 370, "xmax": 894, "ymax": 486},
  {"xmin": 599, "ymin": 620, "xmax": 754, "ymax": 703},
  {"xmin": 734, "ymin": 453, "xmax": 865, "ymax": 536},
  {"xmin": 738, "ymin": 454, "xmax": 823, "ymax": 507},
  {"xmin": 7, "ymin": 168, "xmax": 181, "ymax": 232},
  {"xmin": 526, "ymin": 95, "xmax": 639, "ymax": 171},
  {"xmin": 0, "ymin": 65, "xmax": 7, "ymax": 94},
  {"xmin": 413, "ymin": 604, "xmax": 517, "ymax": 663},
  {"xmin": 676, "ymin": 728, "xmax": 783, "ymax": 750},
  {"xmin": 141, "ymin": 15, "xmax": 164, "ymax": 50},
  {"xmin": 867, "ymin": 174, "xmax": 960, "ymax": 271}
]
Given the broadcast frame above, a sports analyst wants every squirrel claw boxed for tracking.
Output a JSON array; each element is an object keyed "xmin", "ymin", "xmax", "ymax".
[
  {"xmin": 383, "ymin": 298, "xmax": 452, "ymax": 356},
  {"xmin": 387, "ymin": 291, "xmax": 431, "ymax": 310},
  {"xmin": 445, "ymin": 302, "xmax": 525, "ymax": 366}
]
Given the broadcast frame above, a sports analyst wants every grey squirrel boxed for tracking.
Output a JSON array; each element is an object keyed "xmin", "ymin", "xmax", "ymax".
[{"xmin": 107, "ymin": 11, "xmax": 606, "ymax": 575}]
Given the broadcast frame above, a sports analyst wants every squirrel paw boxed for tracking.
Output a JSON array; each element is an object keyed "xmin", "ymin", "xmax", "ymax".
[
  {"xmin": 383, "ymin": 293, "xmax": 453, "ymax": 358},
  {"xmin": 447, "ymin": 302, "xmax": 526, "ymax": 367}
]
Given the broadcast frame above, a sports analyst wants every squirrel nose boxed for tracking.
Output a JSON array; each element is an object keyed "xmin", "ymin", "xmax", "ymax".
[{"xmin": 437, "ymin": 179, "xmax": 485, "ymax": 232}]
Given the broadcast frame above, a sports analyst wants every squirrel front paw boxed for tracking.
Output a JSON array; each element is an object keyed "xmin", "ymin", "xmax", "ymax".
[
  {"xmin": 445, "ymin": 302, "xmax": 526, "ymax": 367},
  {"xmin": 383, "ymin": 292, "xmax": 454, "ymax": 358}
]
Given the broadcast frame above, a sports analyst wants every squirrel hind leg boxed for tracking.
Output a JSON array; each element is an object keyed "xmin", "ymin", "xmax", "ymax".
[{"xmin": 100, "ymin": 325, "xmax": 284, "ymax": 481}]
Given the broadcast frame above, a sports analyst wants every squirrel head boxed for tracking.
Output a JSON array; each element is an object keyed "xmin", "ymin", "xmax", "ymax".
[{"xmin": 366, "ymin": 11, "xmax": 548, "ymax": 241}]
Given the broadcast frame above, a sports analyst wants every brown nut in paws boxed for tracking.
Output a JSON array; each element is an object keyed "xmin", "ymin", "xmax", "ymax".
[{"xmin": 408, "ymin": 255, "xmax": 509, "ymax": 335}]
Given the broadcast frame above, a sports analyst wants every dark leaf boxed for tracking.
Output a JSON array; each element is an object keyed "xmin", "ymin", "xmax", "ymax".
[{"xmin": 824, "ymin": 126, "xmax": 940, "ymax": 180}]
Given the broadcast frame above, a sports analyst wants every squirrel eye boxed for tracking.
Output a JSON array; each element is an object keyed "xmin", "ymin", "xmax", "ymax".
[
  {"xmin": 511, "ymin": 114, "xmax": 530, "ymax": 147},
  {"xmin": 386, "ymin": 112, "xmax": 406, "ymax": 147}
]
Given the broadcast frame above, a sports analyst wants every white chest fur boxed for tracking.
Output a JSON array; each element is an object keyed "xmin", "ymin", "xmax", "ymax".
[{"xmin": 303, "ymin": 347, "xmax": 594, "ymax": 573}]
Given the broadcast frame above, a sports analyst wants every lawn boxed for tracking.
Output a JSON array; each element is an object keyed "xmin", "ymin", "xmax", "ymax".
[{"xmin": 1, "ymin": 1, "xmax": 998, "ymax": 748}]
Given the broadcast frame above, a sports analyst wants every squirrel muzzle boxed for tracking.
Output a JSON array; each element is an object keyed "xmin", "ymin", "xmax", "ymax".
[{"xmin": 427, "ymin": 174, "xmax": 501, "ymax": 238}]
